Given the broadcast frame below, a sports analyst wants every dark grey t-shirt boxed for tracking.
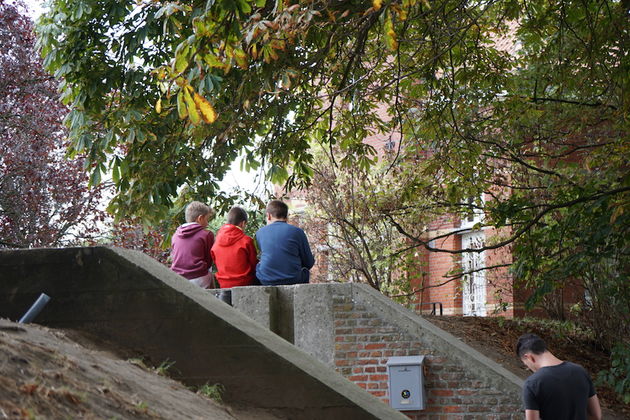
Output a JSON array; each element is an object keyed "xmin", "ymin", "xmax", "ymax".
[{"xmin": 523, "ymin": 361, "xmax": 595, "ymax": 420}]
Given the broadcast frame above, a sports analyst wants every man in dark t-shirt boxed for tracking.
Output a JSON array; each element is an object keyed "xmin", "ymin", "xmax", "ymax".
[{"xmin": 516, "ymin": 333, "xmax": 602, "ymax": 420}]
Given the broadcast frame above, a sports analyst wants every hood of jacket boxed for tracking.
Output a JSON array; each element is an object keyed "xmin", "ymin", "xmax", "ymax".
[
  {"xmin": 215, "ymin": 224, "xmax": 246, "ymax": 247},
  {"xmin": 175, "ymin": 222, "xmax": 207, "ymax": 238}
]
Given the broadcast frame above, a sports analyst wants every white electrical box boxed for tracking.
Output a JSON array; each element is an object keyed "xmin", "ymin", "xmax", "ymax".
[{"xmin": 386, "ymin": 356, "xmax": 426, "ymax": 411}]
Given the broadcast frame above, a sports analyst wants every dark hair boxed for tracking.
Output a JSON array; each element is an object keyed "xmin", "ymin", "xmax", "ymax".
[
  {"xmin": 266, "ymin": 200, "xmax": 288, "ymax": 219},
  {"xmin": 227, "ymin": 206, "xmax": 248, "ymax": 225},
  {"xmin": 516, "ymin": 333, "xmax": 547, "ymax": 358}
]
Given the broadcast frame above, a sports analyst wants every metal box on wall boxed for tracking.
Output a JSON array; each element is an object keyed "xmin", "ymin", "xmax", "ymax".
[{"xmin": 386, "ymin": 356, "xmax": 426, "ymax": 411}]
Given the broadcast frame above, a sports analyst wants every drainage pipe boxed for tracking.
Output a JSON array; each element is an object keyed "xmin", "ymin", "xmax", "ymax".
[{"xmin": 18, "ymin": 293, "xmax": 51, "ymax": 324}]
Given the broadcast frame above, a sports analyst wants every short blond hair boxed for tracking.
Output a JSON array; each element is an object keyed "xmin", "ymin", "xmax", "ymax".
[{"xmin": 185, "ymin": 201, "xmax": 214, "ymax": 223}]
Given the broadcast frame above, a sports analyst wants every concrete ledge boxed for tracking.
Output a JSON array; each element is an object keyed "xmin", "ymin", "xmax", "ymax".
[
  {"xmin": 231, "ymin": 286, "xmax": 277, "ymax": 331},
  {"xmin": 293, "ymin": 284, "xmax": 336, "ymax": 366},
  {"xmin": 0, "ymin": 247, "xmax": 406, "ymax": 420}
]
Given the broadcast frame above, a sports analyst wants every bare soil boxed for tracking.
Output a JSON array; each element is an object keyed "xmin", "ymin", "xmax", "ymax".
[
  {"xmin": 0, "ymin": 319, "xmax": 285, "ymax": 420},
  {"xmin": 425, "ymin": 315, "xmax": 630, "ymax": 419}
]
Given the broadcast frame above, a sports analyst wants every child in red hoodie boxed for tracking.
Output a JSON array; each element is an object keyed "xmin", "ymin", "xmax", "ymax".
[
  {"xmin": 211, "ymin": 206, "xmax": 258, "ymax": 288},
  {"xmin": 170, "ymin": 201, "xmax": 215, "ymax": 288}
]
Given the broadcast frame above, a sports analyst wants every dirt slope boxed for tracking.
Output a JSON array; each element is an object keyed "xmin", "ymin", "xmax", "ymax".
[
  {"xmin": 425, "ymin": 315, "xmax": 630, "ymax": 419},
  {"xmin": 0, "ymin": 319, "xmax": 284, "ymax": 420}
]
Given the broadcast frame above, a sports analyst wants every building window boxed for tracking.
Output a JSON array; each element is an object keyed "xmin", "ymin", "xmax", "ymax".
[{"xmin": 461, "ymin": 231, "xmax": 486, "ymax": 316}]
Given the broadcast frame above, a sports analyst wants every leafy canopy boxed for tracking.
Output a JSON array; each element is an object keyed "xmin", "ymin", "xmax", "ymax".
[{"xmin": 1, "ymin": 1, "xmax": 106, "ymax": 248}]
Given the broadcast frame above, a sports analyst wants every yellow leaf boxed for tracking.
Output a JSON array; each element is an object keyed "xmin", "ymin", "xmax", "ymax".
[
  {"xmin": 203, "ymin": 53, "xmax": 224, "ymax": 68},
  {"xmin": 183, "ymin": 88, "xmax": 200, "ymax": 125},
  {"xmin": 234, "ymin": 48, "xmax": 248, "ymax": 69},
  {"xmin": 177, "ymin": 92, "xmax": 187, "ymax": 119},
  {"xmin": 373, "ymin": 0, "xmax": 382, "ymax": 10},
  {"xmin": 384, "ymin": 15, "xmax": 398, "ymax": 50},
  {"xmin": 193, "ymin": 93, "xmax": 217, "ymax": 124},
  {"xmin": 155, "ymin": 98, "xmax": 162, "ymax": 114}
]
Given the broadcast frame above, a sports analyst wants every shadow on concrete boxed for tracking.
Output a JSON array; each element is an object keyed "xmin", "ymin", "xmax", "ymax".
[{"xmin": 0, "ymin": 246, "xmax": 405, "ymax": 420}]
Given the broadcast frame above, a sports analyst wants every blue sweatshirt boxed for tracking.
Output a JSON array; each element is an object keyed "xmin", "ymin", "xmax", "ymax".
[{"xmin": 255, "ymin": 221, "xmax": 315, "ymax": 285}]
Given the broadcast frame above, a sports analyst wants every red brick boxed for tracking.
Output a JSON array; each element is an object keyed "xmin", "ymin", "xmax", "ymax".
[
  {"xmin": 431, "ymin": 389, "xmax": 454, "ymax": 396},
  {"xmin": 365, "ymin": 343, "xmax": 386, "ymax": 350},
  {"xmin": 354, "ymin": 327, "xmax": 375, "ymax": 334}
]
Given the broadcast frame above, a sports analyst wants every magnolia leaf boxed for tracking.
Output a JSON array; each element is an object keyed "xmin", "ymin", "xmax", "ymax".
[
  {"xmin": 193, "ymin": 92, "xmax": 217, "ymax": 124},
  {"xmin": 155, "ymin": 98, "xmax": 162, "ymax": 114}
]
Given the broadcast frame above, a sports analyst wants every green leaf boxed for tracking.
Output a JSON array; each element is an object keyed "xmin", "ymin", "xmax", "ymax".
[{"xmin": 177, "ymin": 91, "xmax": 188, "ymax": 119}]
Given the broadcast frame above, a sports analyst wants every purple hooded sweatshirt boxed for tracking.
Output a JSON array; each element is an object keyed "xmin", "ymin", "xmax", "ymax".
[{"xmin": 170, "ymin": 223, "xmax": 215, "ymax": 280}]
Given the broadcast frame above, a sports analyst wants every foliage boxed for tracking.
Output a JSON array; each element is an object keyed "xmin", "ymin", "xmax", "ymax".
[
  {"xmin": 154, "ymin": 359, "xmax": 176, "ymax": 376},
  {"xmin": 196, "ymin": 383, "xmax": 225, "ymax": 403},
  {"xmin": 108, "ymin": 218, "xmax": 170, "ymax": 264},
  {"xmin": 36, "ymin": 0, "xmax": 629, "ymax": 396},
  {"xmin": 0, "ymin": 0, "xmax": 107, "ymax": 248},
  {"xmin": 210, "ymin": 204, "xmax": 267, "ymax": 238},
  {"xmin": 301, "ymin": 146, "xmax": 424, "ymax": 294},
  {"xmin": 598, "ymin": 343, "xmax": 630, "ymax": 405}
]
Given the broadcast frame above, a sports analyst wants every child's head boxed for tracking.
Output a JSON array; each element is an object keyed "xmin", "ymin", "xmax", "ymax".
[
  {"xmin": 227, "ymin": 206, "xmax": 248, "ymax": 227},
  {"xmin": 185, "ymin": 201, "xmax": 214, "ymax": 226},
  {"xmin": 266, "ymin": 200, "xmax": 288, "ymax": 221}
]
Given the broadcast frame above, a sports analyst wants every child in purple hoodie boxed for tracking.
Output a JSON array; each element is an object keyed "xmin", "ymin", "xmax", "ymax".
[{"xmin": 170, "ymin": 201, "xmax": 215, "ymax": 288}]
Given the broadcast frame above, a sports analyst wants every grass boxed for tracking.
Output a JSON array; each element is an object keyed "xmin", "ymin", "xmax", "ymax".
[
  {"xmin": 154, "ymin": 359, "xmax": 175, "ymax": 377},
  {"xmin": 196, "ymin": 383, "xmax": 225, "ymax": 403}
]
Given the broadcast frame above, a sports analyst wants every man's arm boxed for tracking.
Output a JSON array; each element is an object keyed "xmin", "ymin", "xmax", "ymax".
[
  {"xmin": 525, "ymin": 409, "xmax": 540, "ymax": 420},
  {"xmin": 587, "ymin": 395, "xmax": 602, "ymax": 420},
  {"xmin": 298, "ymin": 230, "xmax": 314, "ymax": 268}
]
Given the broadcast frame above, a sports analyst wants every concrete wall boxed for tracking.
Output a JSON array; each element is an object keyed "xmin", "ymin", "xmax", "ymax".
[
  {"xmin": 227, "ymin": 283, "xmax": 525, "ymax": 419},
  {"xmin": 0, "ymin": 247, "xmax": 405, "ymax": 420}
]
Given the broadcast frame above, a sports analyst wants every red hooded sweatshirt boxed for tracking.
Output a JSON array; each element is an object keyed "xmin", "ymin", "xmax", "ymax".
[
  {"xmin": 211, "ymin": 224, "xmax": 258, "ymax": 288},
  {"xmin": 170, "ymin": 223, "xmax": 214, "ymax": 280}
]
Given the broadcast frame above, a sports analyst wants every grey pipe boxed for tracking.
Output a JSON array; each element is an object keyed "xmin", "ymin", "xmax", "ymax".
[{"xmin": 19, "ymin": 293, "xmax": 51, "ymax": 324}]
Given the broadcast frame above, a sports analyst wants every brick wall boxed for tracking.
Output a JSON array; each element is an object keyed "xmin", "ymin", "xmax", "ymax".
[
  {"xmin": 332, "ymin": 290, "xmax": 523, "ymax": 419},
  {"xmin": 410, "ymin": 233, "xmax": 463, "ymax": 316}
]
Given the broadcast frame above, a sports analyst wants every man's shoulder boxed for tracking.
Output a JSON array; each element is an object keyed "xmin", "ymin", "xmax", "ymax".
[
  {"xmin": 527, "ymin": 362, "xmax": 587, "ymax": 383},
  {"xmin": 258, "ymin": 222, "xmax": 304, "ymax": 234},
  {"xmin": 524, "ymin": 371, "xmax": 543, "ymax": 387}
]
